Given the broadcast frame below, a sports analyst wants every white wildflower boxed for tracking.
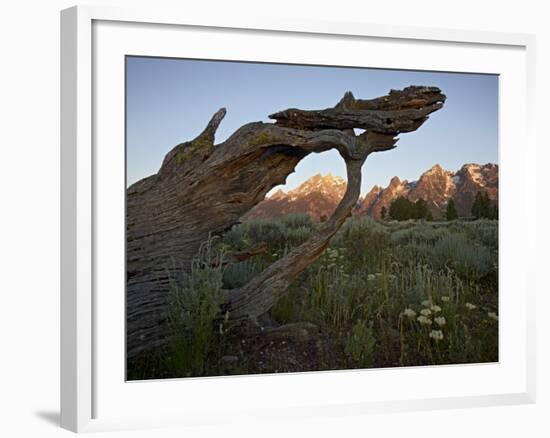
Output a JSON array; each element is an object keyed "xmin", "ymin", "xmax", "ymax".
[
  {"xmin": 465, "ymin": 302, "xmax": 477, "ymax": 310},
  {"xmin": 429, "ymin": 330, "xmax": 444, "ymax": 341},
  {"xmin": 488, "ymin": 312, "xmax": 498, "ymax": 321},
  {"xmin": 403, "ymin": 308, "xmax": 417, "ymax": 318},
  {"xmin": 434, "ymin": 316, "xmax": 446, "ymax": 326},
  {"xmin": 421, "ymin": 300, "xmax": 431, "ymax": 307},
  {"xmin": 431, "ymin": 304, "xmax": 442, "ymax": 313},
  {"xmin": 417, "ymin": 315, "xmax": 432, "ymax": 325},
  {"xmin": 367, "ymin": 274, "xmax": 375, "ymax": 281},
  {"xmin": 420, "ymin": 308, "xmax": 432, "ymax": 316},
  {"xmin": 441, "ymin": 296, "xmax": 450, "ymax": 302}
]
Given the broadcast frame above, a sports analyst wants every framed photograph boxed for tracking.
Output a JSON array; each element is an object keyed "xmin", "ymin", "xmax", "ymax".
[{"xmin": 61, "ymin": 5, "xmax": 536, "ymax": 433}]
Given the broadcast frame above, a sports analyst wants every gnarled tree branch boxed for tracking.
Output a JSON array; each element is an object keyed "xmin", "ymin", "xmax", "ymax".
[
  {"xmin": 269, "ymin": 86, "xmax": 445, "ymax": 134},
  {"xmin": 126, "ymin": 86, "xmax": 446, "ymax": 359},
  {"xmin": 226, "ymin": 133, "xmax": 393, "ymax": 323}
]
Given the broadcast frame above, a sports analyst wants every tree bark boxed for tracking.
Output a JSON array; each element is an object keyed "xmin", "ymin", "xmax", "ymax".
[{"xmin": 126, "ymin": 86, "xmax": 446, "ymax": 358}]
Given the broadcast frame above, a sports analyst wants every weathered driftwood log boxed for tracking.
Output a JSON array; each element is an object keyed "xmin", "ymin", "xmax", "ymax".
[{"xmin": 127, "ymin": 86, "xmax": 446, "ymax": 359}]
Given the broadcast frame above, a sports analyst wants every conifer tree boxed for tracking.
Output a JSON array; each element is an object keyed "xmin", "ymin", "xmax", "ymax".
[
  {"xmin": 472, "ymin": 191, "xmax": 496, "ymax": 219},
  {"xmin": 389, "ymin": 197, "xmax": 432, "ymax": 221},
  {"xmin": 490, "ymin": 203, "xmax": 498, "ymax": 220},
  {"xmin": 471, "ymin": 191, "xmax": 484, "ymax": 219},
  {"xmin": 389, "ymin": 196, "xmax": 413, "ymax": 221},
  {"xmin": 413, "ymin": 198, "xmax": 429, "ymax": 219},
  {"xmin": 446, "ymin": 198, "xmax": 458, "ymax": 220}
]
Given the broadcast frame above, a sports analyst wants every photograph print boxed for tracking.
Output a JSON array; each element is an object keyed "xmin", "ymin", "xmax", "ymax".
[{"xmin": 126, "ymin": 57, "xmax": 498, "ymax": 380}]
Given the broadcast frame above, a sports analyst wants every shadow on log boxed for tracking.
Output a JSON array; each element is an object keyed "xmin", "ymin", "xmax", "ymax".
[{"xmin": 126, "ymin": 86, "xmax": 446, "ymax": 359}]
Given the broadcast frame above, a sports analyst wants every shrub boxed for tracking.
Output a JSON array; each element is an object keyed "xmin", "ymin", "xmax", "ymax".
[
  {"xmin": 225, "ymin": 213, "xmax": 315, "ymax": 252},
  {"xmin": 430, "ymin": 233, "xmax": 492, "ymax": 280},
  {"xmin": 467, "ymin": 220, "xmax": 499, "ymax": 250},
  {"xmin": 333, "ymin": 216, "xmax": 389, "ymax": 269},
  {"xmin": 390, "ymin": 222, "xmax": 449, "ymax": 246},
  {"xmin": 223, "ymin": 259, "xmax": 262, "ymax": 289},
  {"xmin": 302, "ymin": 265, "xmax": 369, "ymax": 331},
  {"xmin": 166, "ymin": 236, "xmax": 226, "ymax": 377},
  {"xmin": 345, "ymin": 319, "xmax": 376, "ymax": 368}
]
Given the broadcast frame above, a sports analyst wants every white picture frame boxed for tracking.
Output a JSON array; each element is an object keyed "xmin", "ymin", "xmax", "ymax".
[{"xmin": 60, "ymin": 4, "xmax": 536, "ymax": 433}]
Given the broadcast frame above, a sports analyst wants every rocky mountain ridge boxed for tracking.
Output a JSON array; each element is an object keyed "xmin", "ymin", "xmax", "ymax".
[{"xmin": 246, "ymin": 163, "xmax": 498, "ymax": 221}]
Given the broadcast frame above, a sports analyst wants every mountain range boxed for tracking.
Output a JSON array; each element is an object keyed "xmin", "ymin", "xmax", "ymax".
[{"xmin": 245, "ymin": 163, "xmax": 498, "ymax": 221}]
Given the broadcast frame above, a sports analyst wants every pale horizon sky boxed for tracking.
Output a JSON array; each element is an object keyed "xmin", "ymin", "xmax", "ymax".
[{"xmin": 126, "ymin": 57, "xmax": 498, "ymax": 195}]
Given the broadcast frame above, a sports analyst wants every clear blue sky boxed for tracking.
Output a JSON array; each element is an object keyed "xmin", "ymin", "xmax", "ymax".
[{"xmin": 126, "ymin": 57, "xmax": 498, "ymax": 194}]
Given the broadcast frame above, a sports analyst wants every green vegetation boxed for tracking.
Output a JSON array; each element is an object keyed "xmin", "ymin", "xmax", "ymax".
[
  {"xmin": 471, "ymin": 191, "xmax": 498, "ymax": 219},
  {"xmin": 345, "ymin": 319, "xmax": 376, "ymax": 368},
  {"xmin": 176, "ymin": 149, "xmax": 191, "ymax": 164},
  {"xmin": 389, "ymin": 196, "xmax": 433, "ymax": 221},
  {"xmin": 165, "ymin": 236, "xmax": 228, "ymax": 377},
  {"xmin": 446, "ymin": 199, "xmax": 458, "ymax": 221},
  {"xmin": 176, "ymin": 138, "xmax": 213, "ymax": 164},
  {"xmin": 249, "ymin": 131, "xmax": 272, "ymax": 146},
  {"xmin": 127, "ymin": 236, "xmax": 230, "ymax": 381},
  {"xmin": 129, "ymin": 214, "xmax": 498, "ymax": 379}
]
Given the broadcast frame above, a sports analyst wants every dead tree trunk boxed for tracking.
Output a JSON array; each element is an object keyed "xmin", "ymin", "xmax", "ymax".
[{"xmin": 127, "ymin": 86, "xmax": 446, "ymax": 358}]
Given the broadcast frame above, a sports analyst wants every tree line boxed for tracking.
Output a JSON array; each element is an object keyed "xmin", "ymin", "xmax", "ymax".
[
  {"xmin": 470, "ymin": 191, "xmax": 498, "ymax": 220},
  {"xmin": 385, "ymin": 197, "xmax": 433, "ymax": 221},
  {"xmin": 384, "ymin": 191, "xmax": 498, "ymax": 221}
]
